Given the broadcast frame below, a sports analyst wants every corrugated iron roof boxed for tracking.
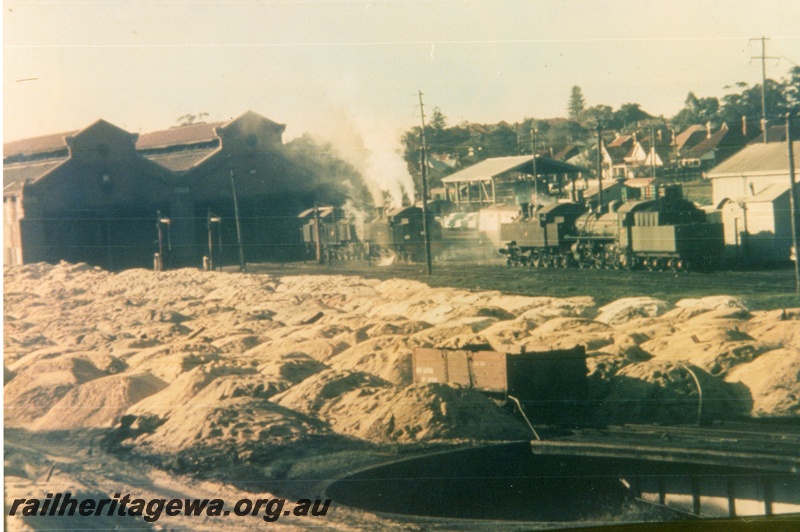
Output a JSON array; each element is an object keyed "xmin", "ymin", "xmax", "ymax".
[
  {"xmin": 624, "ymin": 177, "xmax": 656, "ymax": 188},
  {"xmin": 3, "ymin": 160, "xmax": 65, "ymax": 196},
  {"xmin": 442, "ymin": 156, "xmax": 531, "ymax": 183},
  {"xmin": 707, "ymin": 140, "xmax": 800, "ymax": 177},
  {"xmin": 136, "ymin": 122, "xmax": 224, "ymax": 150},
  {"xmin": 441, "ymin": 155, "xmax": 586, "ymax": 184},
  {"xmin": 4, "ymin": 130, "xmax": 76, "ymax": 159}
]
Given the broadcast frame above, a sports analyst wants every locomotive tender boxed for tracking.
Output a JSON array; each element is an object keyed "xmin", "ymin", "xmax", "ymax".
[{"xmin": 499, "ymin": 185, "xmax": 724, "ymax": 271}]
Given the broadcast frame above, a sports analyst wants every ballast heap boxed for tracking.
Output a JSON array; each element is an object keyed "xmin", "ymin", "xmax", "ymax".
[{"xmin": 500, "ymin": 185, "xmax": 724, "ymax": 272}]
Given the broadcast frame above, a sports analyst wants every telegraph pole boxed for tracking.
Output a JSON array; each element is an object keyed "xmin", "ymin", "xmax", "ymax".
[
  {"xmin": 531, "ymin": 125, "xmax": 539, "ymax": 209},
  {"xmin": 313, "ymin": 202, "xmax": 323, "ymax": 264},
  {"xmin": 786, "ymin": 114, "xmax": 800, "ymax": 294},
  {"xmin": 227, "ymin": 155, "xmax": 246, "ymax": 272},
  {"xmin": 751, "ymin": 36, "xmax": 779, "ymax": 142},
  {"xmin": 417, "ymin": 90, "xmax": 433, "ymax": 276},
  {"xmin": 596, "ymin": 123, "xmax": 604, "ymax": 210}
]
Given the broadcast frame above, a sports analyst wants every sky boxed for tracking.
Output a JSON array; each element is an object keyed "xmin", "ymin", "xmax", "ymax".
[{"xmin": 4, "ymin": 0, "xmax": 800, "ymax": 160}]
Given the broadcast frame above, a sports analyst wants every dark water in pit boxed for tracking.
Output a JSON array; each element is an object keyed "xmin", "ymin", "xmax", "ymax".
[
  {"xmin": 325, "ymin": 442, "xmax": 798, "ymax": 523},
  {"xmin": 325, "ymin": 442, "xmax": 637, "ymax": 522}
]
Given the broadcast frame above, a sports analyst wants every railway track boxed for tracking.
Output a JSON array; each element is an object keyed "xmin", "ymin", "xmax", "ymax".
[{"xmin": 248, "ymin": 260, "xmax": 798, "ymax": 309}]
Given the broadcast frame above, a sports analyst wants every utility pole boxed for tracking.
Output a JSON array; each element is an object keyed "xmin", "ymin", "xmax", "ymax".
[
  {"xmin": 207, "ymin": 210, "xmax": 219, "ymax": 270},
  {"xmin": 650, "ymin": 122, "xmax": 657, "ymax": 179},
  {"xmin": 313, "ymin": 202, "xmax": 323, "ymax": 264},
  {"xmin": 417, "ymin": 90, "xmax": 433, "ymax": 276},
  {"xmin": 786, "ymin": 114, "xmax": 800, "ymax": 295},
  {"xmin": 751, "ymin": 36, "xmax": 779, "ymax": 143},
  {"xmin": 228, "ymin": 155, "xmax": 246, "ymax": 272},
  {"xmin": 596, "ymin": 123, "xmax": 604, "ymax": 210},
  {"xmin": 531, "ymin": 125, "xmax": 539, "ymax": 210}
]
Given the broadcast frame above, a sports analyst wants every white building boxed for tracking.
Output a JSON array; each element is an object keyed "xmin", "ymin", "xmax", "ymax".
[{"xmin": 706, "ymin": 140, "xmax": 800, "ymax": 263}]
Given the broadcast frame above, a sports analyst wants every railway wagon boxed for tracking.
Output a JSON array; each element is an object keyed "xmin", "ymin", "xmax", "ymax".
[{"xmin": 412, "ymin": 345, "xmax": 587, "ymax": 424}]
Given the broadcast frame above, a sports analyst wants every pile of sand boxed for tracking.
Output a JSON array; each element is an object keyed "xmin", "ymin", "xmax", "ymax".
[{"xmin": 4, "ymin": 262, "xmax": 799, "ymax": 469}]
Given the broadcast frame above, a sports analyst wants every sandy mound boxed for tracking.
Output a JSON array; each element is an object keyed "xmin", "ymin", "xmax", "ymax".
[
  {"xmin": 520, "ymin": 318, "xmax": 615, "ymax": 352},
  {"xmin": 4, "ymin": 355, "xmax": 107, "ymax": 425},
  {"xmin": 725, "ymin": 348, "xmax": 800, "ymax": 417},
  {"xmin": 597, "ymin": 360, "xmax": 751, "ymax": 423},
  {"xmin": 326, "ymin": 337, "xmax": 416, "ymax": 385},
  {"xmin": 31, "ymin": 371, "xmax": 167, "ymax": 430},
  {"xmin": 661, "ymin": 295, "xmax": 749, "ymax": 322},
  {"xmin": 595, "ymin": 297, "xmax": 670, "ymax": 325},
  {"xmin": 131, "ymin": 396, "xmax": 334, "ymax": 462},
  {"xmin": 274, "ymin": 370, "xmax": 529, "ymax": 443},
  {"xmin": 744, "ymin": 308, "xmax": 800, "ymax": 350},
  {"xmin": 4, "ymin": 262, "xmax": 798, "ymax": 469}
]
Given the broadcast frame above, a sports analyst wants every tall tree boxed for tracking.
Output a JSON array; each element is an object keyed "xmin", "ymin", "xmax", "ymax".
[
  {"xmin": 568, "ymin": 86, "xmax": 586, "ymax": 120},
  {"xmin": 671, "ymin": 92, "xmax": 720, "ymax": 131},
  {"xmin": 579, "ymin": 104, "xmax": 614, "ymax": 128},
  {"xmin": 612, "ymin": 103, "xmax": 652, "ymax": 130}
]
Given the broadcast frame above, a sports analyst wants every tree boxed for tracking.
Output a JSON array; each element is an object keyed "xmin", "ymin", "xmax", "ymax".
[
  {"xmin": 671, "ymin": 92, "xmax": 720, "ymax": 131},
  {"xmin": 719, "ymin": 80, "xmax": 787, "ymax": 125},
  {"xmin": 612, "ymin": 103, "xmax": 652, "ymax": 130},
  {"xmin": 175, "ymin": 113, "xmax": 209, "ymax": 127},
  {"xmin": 430, "ymin": 107, "xmax": 447, "ymax": 131},
  {"xmin": 781, "ymin": 66, "xmax": 800, "ymax": 114},
  {"xmin": 568, "ymin": 86, "xmax": 586, "ymax": 120},
  {"xmin": 579, "ymin": 104, "xmax": 613, "ymax": 128}
]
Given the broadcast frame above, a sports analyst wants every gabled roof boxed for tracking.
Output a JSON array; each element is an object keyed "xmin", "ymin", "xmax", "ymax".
[
  {"xmin": 441, "ymin": 155, "xmax": 587, "ymax": 184},
  {"xmin": 607, "ymin": 135, "xmax": 633, "ymax": 149},
  {"xmin": 4, "ymin": 130, "xmax": 76, "ymax": 161},
  {"xmin": 136, "ymin": 122, "xmax": 224, "ymax": 150},
  {"xmin": 3, "ymin": 160, "xmax": 65, "ymax": 196},
  {"xmin": 748, "ymin": 124, "xmax": 787, "ymax": 145},
  {"xmin": 553, "ymin": 145, "xmax": 580, "ymax": 161},
  {"xmin": 707, "ymin": 140, "xmax": 800, "ymax": 177},
  {"xmin": 605, "ymin": 145, "xmax": 630, "ymax": 165},
  {"xmin": 141, "ymin": 148, "xmax": 219, "ymax": 173},
  {"xmin": 673, "ymin": 125, "xmax": 708, "ymax": 153}
]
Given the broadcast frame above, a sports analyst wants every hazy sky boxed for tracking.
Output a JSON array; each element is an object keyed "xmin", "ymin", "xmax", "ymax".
[{"xmin": 4, "ymin": 0, "xmax": 800, "ymax": 147}]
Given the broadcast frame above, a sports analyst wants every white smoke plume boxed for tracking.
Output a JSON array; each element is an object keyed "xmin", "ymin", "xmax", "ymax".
[{"xmin": 301, "ymin": 104, "xmax": 415, "ymax": 208}]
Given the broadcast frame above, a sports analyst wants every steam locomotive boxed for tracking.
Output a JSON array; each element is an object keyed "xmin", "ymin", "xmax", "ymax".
[
  {"xmin": 499, "ymin": 185, "xmax": 724, "ymax": 271},
  {"xmin": 299, "ymin": 185, "xmax": 725, "ymax": 272},
  {"xmin": 299, "ymin": 205, "xmax": 442, "ymax": 263}
]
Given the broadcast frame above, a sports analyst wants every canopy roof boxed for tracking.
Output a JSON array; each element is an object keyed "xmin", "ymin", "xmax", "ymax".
[{"xmin": 441, "ymin": 155, "xmax": 587, "ymax": 184}]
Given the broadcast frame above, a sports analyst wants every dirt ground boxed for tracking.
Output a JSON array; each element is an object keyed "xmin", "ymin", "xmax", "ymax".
[{"xmin": 4, "ymin": 261, "xmax": 800, "ymax": 529}]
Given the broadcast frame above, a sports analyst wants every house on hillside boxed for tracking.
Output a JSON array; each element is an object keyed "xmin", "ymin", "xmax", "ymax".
[
  {"xmin": 677, "ymin": 121, "xmax": 760, "ymax": 175},
  {"xmin": 601, "ymin": 134, "xmax": 634, "ymax": 178},
  {"xmin": 673, "ymin": 124, "xmax": 709, "ymax": 155},
  {"xmin": 706, "ymin": 140, "xmax": 800, "ymax": 263}
]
